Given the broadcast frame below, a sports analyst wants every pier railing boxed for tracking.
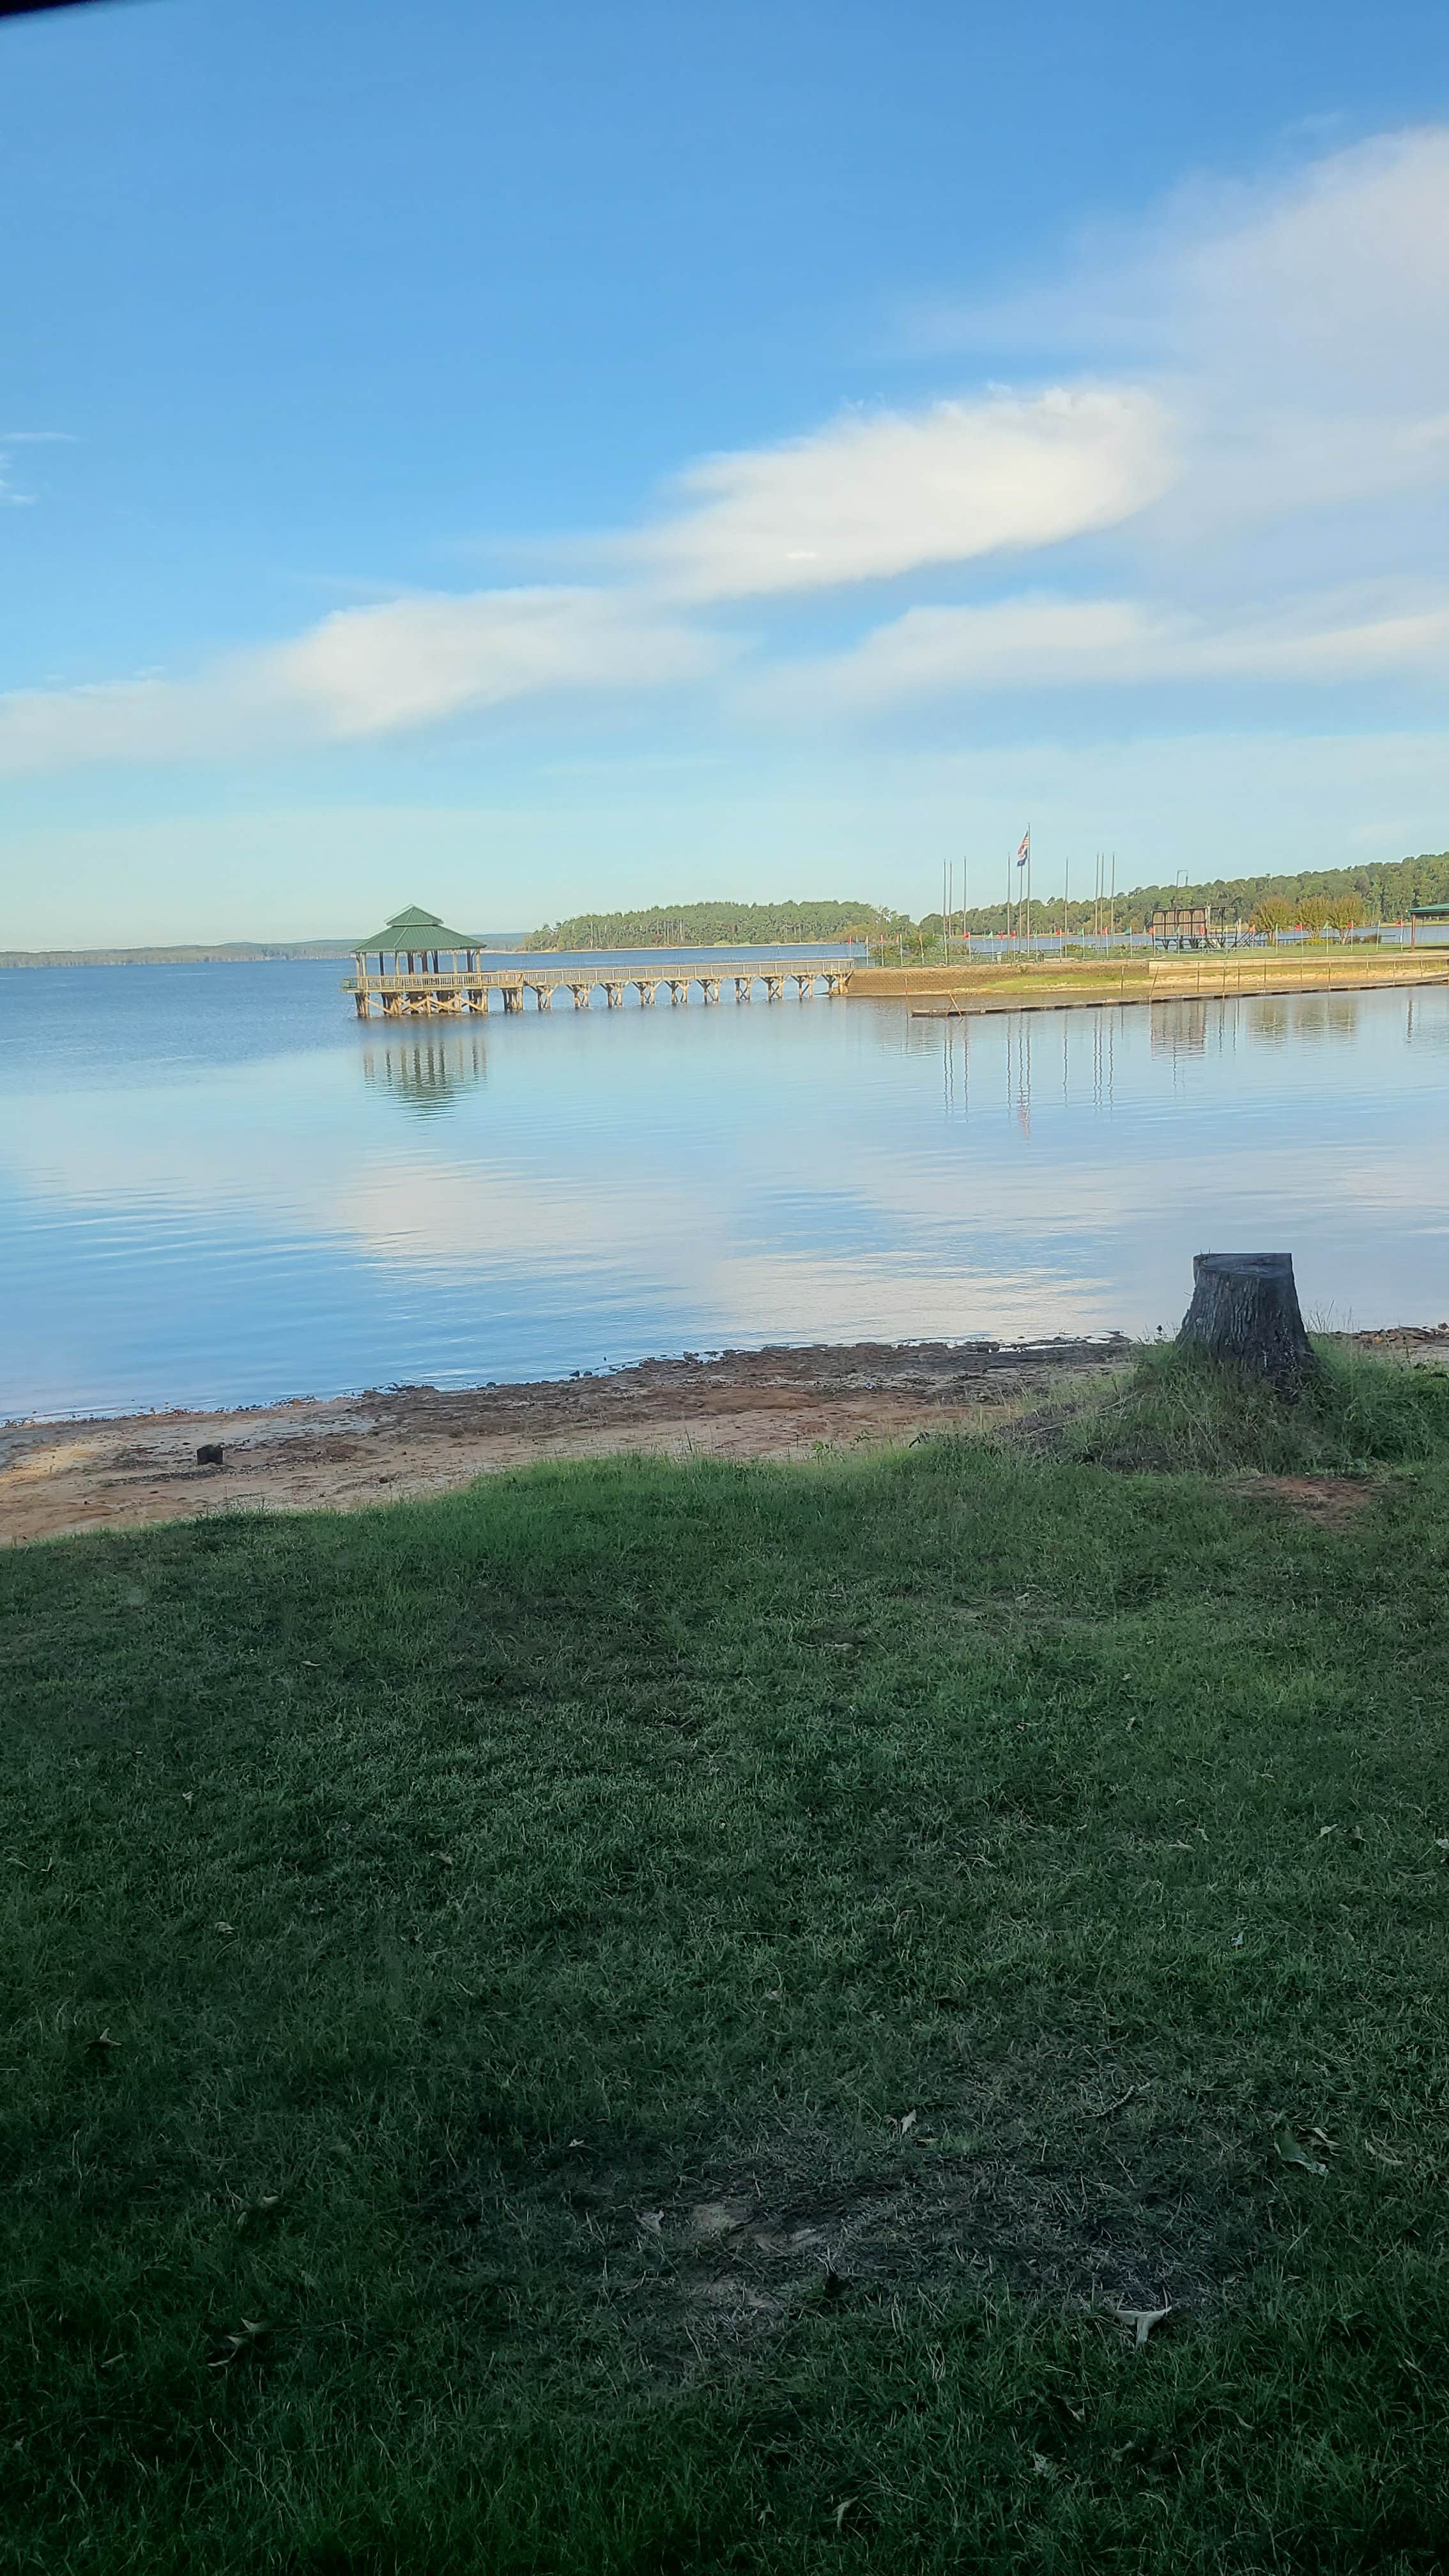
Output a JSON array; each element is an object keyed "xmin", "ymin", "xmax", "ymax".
[{"xmin": 345, "ymin": 958, "xmax": 857, "ymax": 1018}]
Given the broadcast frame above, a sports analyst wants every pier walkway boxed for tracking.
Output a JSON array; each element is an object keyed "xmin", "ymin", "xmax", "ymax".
[{"xmin": 347, "ymin": 956, "xmax": 857, "ymax": 1018}]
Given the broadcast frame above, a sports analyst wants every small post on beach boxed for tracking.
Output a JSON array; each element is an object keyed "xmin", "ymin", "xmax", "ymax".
[{"xmin": 1176, "ymin": 1252, "xmax": 1321, "ymax": 1393}]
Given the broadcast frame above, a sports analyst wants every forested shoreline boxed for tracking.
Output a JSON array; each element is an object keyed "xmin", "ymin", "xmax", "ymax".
[
  {"xmin": 526, "ymin": 852, "xmax": 1449, "ymax": 948},
  {"xmin": 7, "ymin": 851, "xmax": 1445, "ymax": 967}
]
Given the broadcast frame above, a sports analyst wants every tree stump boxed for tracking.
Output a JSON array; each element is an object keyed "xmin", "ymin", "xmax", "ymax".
[{"xmin": 1176, "ymin": 1253, "xmax": 1320, "ymax": 1393}]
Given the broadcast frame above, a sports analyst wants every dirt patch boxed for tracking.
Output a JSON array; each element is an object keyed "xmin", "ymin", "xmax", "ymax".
[
  {"xmin": 0, "ymin": 1337, "xmax": 1133, "ymax": 1545},
  {"xmin": 1229, "ymin": 1474, "xmax": 1376, "ymax": 1528}
]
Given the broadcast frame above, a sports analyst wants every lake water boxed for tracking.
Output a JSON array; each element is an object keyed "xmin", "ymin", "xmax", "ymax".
[{"xmin": 2, "ymin": 956, "xmax": 1446, "ymax": 1420}]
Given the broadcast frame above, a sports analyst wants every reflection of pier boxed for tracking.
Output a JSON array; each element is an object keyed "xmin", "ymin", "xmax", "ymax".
[
  {"xmin": 346, "ymin": 905, "xmax": 855, "ymax": 1022},
  {"xmin": 361, "ymin": 1031, "xmax": 488, "ymax": 1117}
]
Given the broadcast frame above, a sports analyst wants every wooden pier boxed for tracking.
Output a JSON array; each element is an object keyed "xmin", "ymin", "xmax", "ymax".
[{"xmin": 347, "ymin": 907, "xmax": 855, "ymax": 1020}]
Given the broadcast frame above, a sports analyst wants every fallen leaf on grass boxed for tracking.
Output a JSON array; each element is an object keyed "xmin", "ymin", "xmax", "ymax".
[
  {"xmin": 1116, "ymin": 2304, "xmax": 1172, "ymax": 2348},
  {"xmin": 635, "ymin": 2209, "xmax": 665, "ymax": 2235},
  {"xmin": 1276, "ymin": 2133, "xmax": 1328, "ymax": 2175},
  {"xmin": 1364, "ymin": 2136, "xmax": 1406, "ymax": 2167},
  {"xmin": 891, "ymin": 2109, "xmax": 918, "ymax": 2136},
  {"xmin": 209, "ymin": 2319, "xmax": 267, "ymax": 2368},
  {"xmin": 85, "ymin": 2030, "xmax": 119, "ymax": 2054},
  {"xmin": 1232, "ymin": 1933, "xmax": 1245, "ymax": 1949}
]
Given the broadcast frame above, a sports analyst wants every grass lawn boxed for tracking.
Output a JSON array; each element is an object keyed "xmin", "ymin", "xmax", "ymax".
[{"xmin": 3, "ymin": 1355, "xmax": 1449, "ymax": 2572}]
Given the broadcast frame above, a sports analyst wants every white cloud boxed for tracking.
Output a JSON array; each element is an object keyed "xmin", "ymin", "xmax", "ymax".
[
  {"xmin": 0, "ymin": 586, "xmax": 724, "ymax": 775},
  {"xmin": 766, "ymin": 583, "xmax": 1449, "ymax": 712},
  {"xmin": 632, "ymin": 387, "xmax": 1174, "ymax": 599},
  {"xmin": 931, "ymin": 128, "xmax": 1449, "ymax": 540},
  {"xmin": 270, "ymin": 585, "xmax": 723, "ymax": 735},
  {"xmin": 7, "ymin": 128, "xmax": 1449, "ymax": 786},
  {"xmin": 0, "ymin": 429, "xmax": 74, "ymax": 508}
]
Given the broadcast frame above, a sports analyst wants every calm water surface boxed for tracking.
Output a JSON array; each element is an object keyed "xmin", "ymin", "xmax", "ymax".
[{"xmin": 2, "ymin": 956, "xmax": 1445, "ymax": 1418}]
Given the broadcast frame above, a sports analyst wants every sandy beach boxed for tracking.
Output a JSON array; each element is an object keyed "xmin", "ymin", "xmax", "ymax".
[{"xmin": 4, "ymin": 1326, "xmax": 1446, "ymax": 1544}]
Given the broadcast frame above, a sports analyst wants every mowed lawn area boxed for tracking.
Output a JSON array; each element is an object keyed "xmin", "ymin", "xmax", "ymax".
[{"xmin": 3, "ymin": 1359, "xmax": 1449, "ymax": 2573}]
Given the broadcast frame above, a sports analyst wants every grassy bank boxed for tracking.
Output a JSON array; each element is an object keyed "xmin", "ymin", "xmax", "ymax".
[
  {"xmin": 4, "ymin": 1356, "xmax": 1449, "ymax": 2572},
  {"xmin": 850, "ymin": 949, "xmax": 1449, "ymax": 1003}
]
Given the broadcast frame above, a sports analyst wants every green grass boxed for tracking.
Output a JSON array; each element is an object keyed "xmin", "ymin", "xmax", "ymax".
[
  {"xmin": 4, "ymin": 1361, "xmax": 1449, "ymax": 2572},
  {"xmin": 1063, "ymin": 1340, "xmax": 1449, "ymax": 1475}
]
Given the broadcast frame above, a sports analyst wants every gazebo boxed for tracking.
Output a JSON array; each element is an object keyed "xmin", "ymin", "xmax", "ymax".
[
  {"xmin": 352, "ymin": 904, "xmax": 487, "ymax": 977},
  {"xmin": 348, "ymin": 904, "xmax": 493, "ymax": 1018}
]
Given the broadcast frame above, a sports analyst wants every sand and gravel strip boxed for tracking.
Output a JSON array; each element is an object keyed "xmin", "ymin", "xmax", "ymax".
[{"xmin": 5, "ymin": 1328, "xmax": 1445, "ymax": 1545}]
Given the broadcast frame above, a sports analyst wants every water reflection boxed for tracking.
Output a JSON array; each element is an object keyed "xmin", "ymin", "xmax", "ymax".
[
  {"xmin": 2, "ymin": 960, "xmax": 1446, "ymax": 1419},
  {"xmin": 925, "ymin": 987, "xmax": 1379, "ymax": 1116},
  {"xmin": 361, "ymin": 1032, "xmax": 488, "ymax": 1118}
]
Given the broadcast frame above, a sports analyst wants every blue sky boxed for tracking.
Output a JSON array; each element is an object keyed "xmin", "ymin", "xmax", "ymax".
[{"xmin": 4, "ymin": 0, "xmax": 1449, "ymax": 943}]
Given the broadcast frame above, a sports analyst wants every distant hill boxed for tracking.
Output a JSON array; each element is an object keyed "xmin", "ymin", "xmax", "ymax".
[
  {"xmin": 525, "ymin": 900, "xmax": 908, "ymax": 950},
  {"xmin": 0, "ymin": 936, "xmax": 526, "ymax": 968}
]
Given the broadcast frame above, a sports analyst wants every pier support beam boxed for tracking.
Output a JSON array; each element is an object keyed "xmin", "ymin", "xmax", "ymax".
[
  {"xmin": 734, "ymin": 976, "xmax": 753, "ymax": 1002},
  {"xmin": 502, "ymin": 986, "xmax": 524, "ymax": 1015},
  {"xmin": 668, "ymin": 980, "xmax": 689, "ymax": 1005},
  {"xmin": 530, "ymin": 985, "xmax": 554, "ymax": 1010},
  {"xmin": 794, "ymin": 974, "xmax": 815, "ymax": 999},
  {"xmin": 568, "ymin": 984, "xmax": 592, "ymax": 1009},
  {"xmin": 604, "ymin": 981, "xmax": 625, "ymax": 1008},
  {"xmin": 701, "ymin": 977, "xmax": 721, "ymax": 1004},
  {"xmin": 763, "ymin": 976, "xmax": 784, "ymax": 1002},
  {"xmin": 634, "ymin": 980, "xmax": 658, "ymax": 1006}
]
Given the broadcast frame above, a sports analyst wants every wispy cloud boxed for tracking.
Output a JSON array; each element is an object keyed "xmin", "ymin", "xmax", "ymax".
[
  {"xmin": 922, "ymin": 128, "xmax": 1449, "ymax": 538},
  {"xmin": 6, "ymin": 128, "xmax": 1449, "ymax": 772},
  {"xmin": 627, "ymin": 387, "xmax": 1174, "ymax": 599},
  {"xmin": 0, "ymin": 586, "xmax": 728, "ymax": 775},
  {"xmin": 0, "ymin": 428, "xmax": 74, "ymax": 507},
  {"xmin": 762, "ymin": 583, "xmax": 1449, "ymax": 713}
]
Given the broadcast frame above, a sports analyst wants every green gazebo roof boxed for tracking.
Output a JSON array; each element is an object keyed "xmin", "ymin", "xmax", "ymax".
[{"xmin": 354, "ymin": 905, "xmax": 482, "ymax": 951}]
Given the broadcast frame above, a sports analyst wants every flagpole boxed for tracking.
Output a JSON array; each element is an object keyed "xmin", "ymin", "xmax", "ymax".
[{"xmin": 1026, "ymin": 829, "xmax": 1032, "ymax": 962}]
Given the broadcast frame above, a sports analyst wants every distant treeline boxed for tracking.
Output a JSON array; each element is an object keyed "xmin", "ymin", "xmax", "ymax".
[
  {"xmin": 946, "ymin": 852, "xmax": 1449, "ymax": 937},
  {"xmin": 0, "ymin": 941, "xmax": 356, "ymax": 969},
  {"xmin": 525, "ymin": 900, "xmax": 907, "ymax": 950},
  {"xmin": 526, "ymin": 857, "xmax": 1448, "ymax": 953},
  {"xmin": 1, "ymin": 936, "xmax": 526, "ymax": 969}
]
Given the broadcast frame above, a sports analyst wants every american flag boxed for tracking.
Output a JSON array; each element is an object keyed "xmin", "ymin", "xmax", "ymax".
[{"xmin": 1016, "ymin": 829, "xmax": 1031, "ymax": 868}]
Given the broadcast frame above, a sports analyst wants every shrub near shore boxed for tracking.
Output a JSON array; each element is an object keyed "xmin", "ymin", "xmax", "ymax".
[{"xmin": 3, "ymin": 1353, "xmax": 1449, "ymax": 2572}]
